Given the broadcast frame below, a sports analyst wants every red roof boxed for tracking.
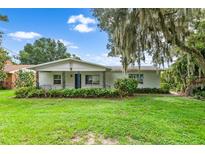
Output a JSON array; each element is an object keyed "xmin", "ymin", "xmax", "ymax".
[{"xmin": 4, "ymin": 64, "xmax": 33, "ymax": 73}]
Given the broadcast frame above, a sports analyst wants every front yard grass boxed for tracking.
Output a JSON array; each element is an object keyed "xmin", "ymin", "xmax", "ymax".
[{"xmin": 0, "ymin": 90, "xmax": 205, "ymax": 144}]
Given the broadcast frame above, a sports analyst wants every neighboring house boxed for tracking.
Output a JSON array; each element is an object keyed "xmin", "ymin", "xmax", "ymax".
[
  {"xmin": 1, "ymin": 61, "xmax": 33, "ymax": 89},
  {"xmin": 29, "ymin": 58, "xmax": 161, "ymax": 89}
]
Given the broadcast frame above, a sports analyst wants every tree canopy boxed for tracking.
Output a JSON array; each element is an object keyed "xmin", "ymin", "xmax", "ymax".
[
  {"xmin": 19, "ymin": 37, "xmax": 80, "ymax": 65},
  {"xmin": 161, "ymin": 21, "xmax": 205, "ymax": 95},
  {"xmin": 0, "ymin": 48, "xmax": 9, "ymax": 81},
  {"xmin": 0, "ymin": 14, "xmax": 8, "ymax": 82},
  {"xmin": 93, "ymin": 9, "xmax": 205, "ymax": 73},
  {"xmin": 0, "ymin": 14, "xmax": 8, "ymax": 46}
]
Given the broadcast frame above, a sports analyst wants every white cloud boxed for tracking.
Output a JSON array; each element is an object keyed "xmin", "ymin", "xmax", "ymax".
[
  {"xmin": 8, "ymin": 31, "xmax": 41, "ymax": 40},
  {"xmin": 57, "ymin": 39, "xmax": 79, "ymax": 49},
  {"xmin": 82, "ymin": 52, "xmax": 121, "ymax": 66},
  {"xmin": 67, "ymin": 14, "xmax": 96, "ymax": 33},
  {"xmin": 69, "ymin": 45, "xmax": 79, "ymax": 49},
  {"xmin": 82, "ymin": 52, "xmax": 154, "ymax": 66},
  {"xmin": 67, "ymin": 14, "xmax": 96, "ymax": 25},
  {"xmin": 74, "ymin": 24, "xmax": 95, "ymax": 33}
]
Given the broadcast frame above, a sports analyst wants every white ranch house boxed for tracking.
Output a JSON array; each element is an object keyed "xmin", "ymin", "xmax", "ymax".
[{"xmin": 29, "ymin": 58, "xmax": 161, "ymax": 89}]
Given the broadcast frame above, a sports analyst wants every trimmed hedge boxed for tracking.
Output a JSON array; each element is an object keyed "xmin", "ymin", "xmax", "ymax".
[
  {"xmin": 15, "ymin": 87, "xmax": 120, "ymax": 98},
  {"xmin": 134, "ymin": 88, "xmax": 170, "ymax": 94},
  {"xmin": 15, "ymin": 87, "xmax": 169, "ymax": 99}
]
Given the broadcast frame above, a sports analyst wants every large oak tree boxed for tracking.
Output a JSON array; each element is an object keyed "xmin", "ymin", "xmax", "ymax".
[
  {"xmin": 93, "ymin": 9, "xmax": 205, "ymax": 73},
  {"xmin": 162, "ymin": 21, "xmax": 205, "ymax": 95}
]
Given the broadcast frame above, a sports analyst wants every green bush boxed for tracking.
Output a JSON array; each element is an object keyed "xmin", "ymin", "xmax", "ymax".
[
  {"xmin": 134, "ymin": 88, "xmax": 170, "ymax": 94},
  {"xmin": 15, "ymin": 87, "xmax": 36, "ymax": 98},
  {"xmin": 47, "ymin": 89, "xmax": 64, "ymax": 98},
  {"xmin": 29, "ymin": 88, "xmax": 47, "ymax": 98},
  {"xmin": 193, "ymin": 88, "xmax": 205, "ymax": 100},
  {"xmin": 15, "ymin": 87, "xmax": 120, "ymax": 98},
  {"xmin": 160, "ymin": 83, "xmax": 170, "ymax": 91},
  {"xmin": 0, "ymin": 83, "xmax": 6, "ymax": 90},
  {"xmin": 114, "ymin": 78, "xmax": 138, "ymax": 96},
  {"xmin": 15, "ymin": 70, "xmax": 35, "ymax": 88},
  {"xmin": 15, "ymin": 85, "xmax": 169, "ymax": 99}
]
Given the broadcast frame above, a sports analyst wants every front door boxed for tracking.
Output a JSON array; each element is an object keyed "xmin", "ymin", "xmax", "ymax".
[{"xmin": 75, "ymin": 73, "xmax": 81, "ymax": 89}]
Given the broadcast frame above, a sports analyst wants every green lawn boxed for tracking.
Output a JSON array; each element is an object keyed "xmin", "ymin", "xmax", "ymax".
[{"xmin": 0, "ymin": 90, "xmax": 205, "ymax": 145}]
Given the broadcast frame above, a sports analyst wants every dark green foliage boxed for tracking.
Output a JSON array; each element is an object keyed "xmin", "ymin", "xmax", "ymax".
[
  {"xmin": 160, "ymin": 83, "xmax": 171, "ymax": 91},
  {"xmin": 0, "ymin": 14, "xmax": 9, "ymax": 82},
  {"xmin": 0, "ymin": 84, "xmax": 6, "ymax": 90},
  {"xmin": 134, "ymin": 88, "xmax": 170, "ymax": 94},
  {"xmin": 0, "ymin": 14, "xmax": 8, "ymax": 47},
  {"xmin": 160, "ymin": 58, "xmax": 191, "ymax": 92},
  {"xmin": 15, "ymin": 70, "xmax": 35, "ymax": 88},
  {"xmin": 0, "ymin": 15, "xmax": 8, "ymax": 22},
  {"xmin": 114, "ymin": 78, "xmax": 138, "ymax": 96},
  {"xmin": 18, "ymin": 38, "xmax": 80, "ymax": 65},
  {"xmin": 15, "ymin": 87, "xmax": 169, "ymax": 98},
  {"xmin": 0, "ymin": 48, "xmax": 9, "ymax": 81},
  {"xmin": 193, "ymin": 88, "xmax": 205, "ymax": 99},
  {"xmin": 15, "ymin": 87, "xmax": 36, "ymax": 98},
  {"xmin": 194, "ymin": 91, "xmax": 205, "ymax": 100},
  {"xmin": 47, "ymin": 89, "xmax": 64, "ymax": 98},
  {"xmin": 161, "ymin": 21, "xmax": 205, "ymax": 94},
  {"xmin": 15, "ymin": 87, "xmax": 120, "ymax": 98}
]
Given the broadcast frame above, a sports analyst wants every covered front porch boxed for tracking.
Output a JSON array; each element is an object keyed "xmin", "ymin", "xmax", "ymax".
[{"xmin": 37, "ymin": 71, "xmax": 107, "ymax": 89}]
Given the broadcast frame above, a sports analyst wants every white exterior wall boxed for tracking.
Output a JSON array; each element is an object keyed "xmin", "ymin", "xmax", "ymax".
[
  {"xmin": 65, "ymin": 72, "xmax": 75, "ymax": 88},
  {"xmin": 106, "ymin": 71, "xmax": 160, "ymax": 88},
  {"xmin": 39, "ymin": 70, "xmax": 160, "ymax": 89},
  {"xmin": 36, "ymin": 59, "xmax": 160, "ymax": 89},
  {"xmin": 39, "ymin": 71, "xmax": 63, "ymax": 89}
]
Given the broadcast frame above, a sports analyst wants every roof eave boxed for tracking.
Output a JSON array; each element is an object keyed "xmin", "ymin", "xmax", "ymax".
[{"xmin": 28, "ymin": 58, "xmax": 112, "ymax": 70}]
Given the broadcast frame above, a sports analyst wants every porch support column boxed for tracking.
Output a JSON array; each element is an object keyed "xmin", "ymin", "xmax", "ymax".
[
  {"xmin": 62, "ymin": 72, "xmax": 66, "ymax": 89},
  {"xmin": 77, "ymin": 71, "xmax": 81, "ymax": 89},
  {"xmin": 36, "ymin": 71, "xmax": 39, "ymax": 88},
  {"xmin": 103, "ymin": 71, "xmax": 106, "ymax": 88}
]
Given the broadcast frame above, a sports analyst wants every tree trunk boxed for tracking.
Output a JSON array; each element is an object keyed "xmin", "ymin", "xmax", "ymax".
[{"xmin": 185, "ymin": 77, "xmax": 205, "ymax": 96}]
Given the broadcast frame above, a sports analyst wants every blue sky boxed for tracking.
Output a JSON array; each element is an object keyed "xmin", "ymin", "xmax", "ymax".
[{"xmin": 0, "ymin": 8, "xmax": 152, "ymax": 66}]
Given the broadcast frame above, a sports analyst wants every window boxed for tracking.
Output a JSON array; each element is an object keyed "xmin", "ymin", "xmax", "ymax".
[
  {"xmin": 129, "ymin": 74, "xmax": 144, "ymax": 84},
  {"xmin": 53, "ymin": 74, "xmax": 61, "ymax": 84},
  {"xmin": 85, "ymin": 75, "xmax": 100, "ymax": 85}
]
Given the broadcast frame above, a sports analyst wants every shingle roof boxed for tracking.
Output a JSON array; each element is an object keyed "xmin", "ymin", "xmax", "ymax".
[
  {"xmin": 4, "ymin": 64, "xmax": 33, "ymax": 73},
  {"xmin": 108, "ymin": 66, "xmax": 161, "ymax": 71}
]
